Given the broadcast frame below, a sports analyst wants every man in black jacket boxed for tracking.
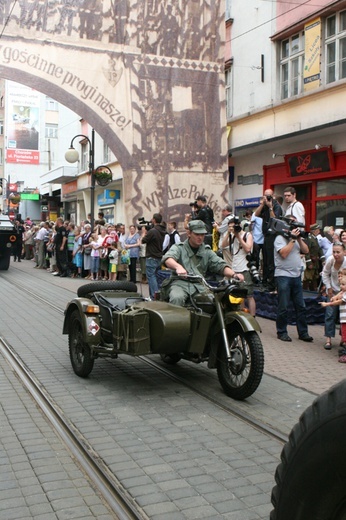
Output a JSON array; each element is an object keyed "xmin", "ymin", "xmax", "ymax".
[
  {"xmin": 254, "ymin": 189, "xmax": 283, "ymax": 292},
  {"xmin": 141, "ymin": 213, "xmax": 167, "ymax": 299},
  {"xmin": 193, "ymin": 195, "xmax": 214, "ymax": 246}
]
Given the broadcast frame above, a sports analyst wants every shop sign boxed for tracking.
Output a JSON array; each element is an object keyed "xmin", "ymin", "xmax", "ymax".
[
  {"xmin": 97, "ymin": 189, "xmax": 120, "ymax": 206},
  {"xmin": 304, "ymin": 18, "xmax": 321, "ymax": 91},
  {"xmin": 235, "ymin": 197, "xmax": 261, "ymax": 208},
  {"xmin": 286, "ymin": 147, "xmax": 334, "ymax": 177}
]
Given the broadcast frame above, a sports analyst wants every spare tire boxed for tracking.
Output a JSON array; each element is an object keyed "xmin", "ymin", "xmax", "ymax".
[
  {"xmin": 271, "ymin": 379, "xmax": 346, "ymax": 520},
  {"xmin": 77, "ymin": 280, "xmax": 138, "ymax": 298}
]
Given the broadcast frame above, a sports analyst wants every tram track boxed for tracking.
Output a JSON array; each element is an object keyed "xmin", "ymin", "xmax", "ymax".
[
  {"xmin": 0, "ymin": 335, "xmax": 146, "ymax": 520},
  {"xmin": 0, "ymin": 272, "xmax": 296, "ymax": 520},
  {"xmin": 3, "ymin": 275, "xmax": 289, "ymax": 446}
]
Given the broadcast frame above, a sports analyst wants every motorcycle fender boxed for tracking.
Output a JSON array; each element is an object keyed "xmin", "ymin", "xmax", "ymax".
[
  {"xmin": 224, "ymin": 312, "xmax": 262, "ymax": 333},
  {"xmin": 208, "ymin": 312, "xmax": 261, "ymax": 369},
  {"xmin": 62, "ymin": 298, "xmax": 101, "ymax": 345}
]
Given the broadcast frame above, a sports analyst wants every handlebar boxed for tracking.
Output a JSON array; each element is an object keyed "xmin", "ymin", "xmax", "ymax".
[{"xmin": 174, "ymin": 273, "xmax": 241, "ymax": 293}]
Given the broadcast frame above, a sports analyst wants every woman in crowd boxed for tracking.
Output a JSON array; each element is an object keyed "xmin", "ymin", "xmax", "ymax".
[
  {"xmin": 72, "ymin": 225, "xmax": 83, "ymax": 278},
  {"xmin": 81, "ymin": 223, "xmax": 92, "ymax": 279},
  {"xmin": 97, "ymin": 226, "xmax": 111, "ymax": 280},
  {"xmin": 321, "ymin": 242, "xmax": 346, "ymax": 350},
  {"xmin": 23, "ymin": 224, "xmax": 35, "ymax": 260},
  {"xmin": 124, "ymin": 224, "xmax": 141, "ymax": 284}
]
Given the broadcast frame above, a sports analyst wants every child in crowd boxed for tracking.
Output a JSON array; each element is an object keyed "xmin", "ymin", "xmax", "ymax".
[
  {"xmin": 320, "ymin": 274, "xmax": 346, "ymax": 363},
  {"xmin": 89, "ymin": 233, "xmax": 101, "ymax": 281},
  {"xmin": 108, "ymin": 241, "xmax": 119, "ymax": 281},
  {"xmin": 72, "ymin": 226, "xmax": 83, "ymax": 278}
]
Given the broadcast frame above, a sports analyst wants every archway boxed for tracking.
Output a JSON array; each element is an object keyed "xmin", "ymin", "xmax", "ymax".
[{"xmin": 0, "ymin": 0, "xmax": 228, "ymax": 221}]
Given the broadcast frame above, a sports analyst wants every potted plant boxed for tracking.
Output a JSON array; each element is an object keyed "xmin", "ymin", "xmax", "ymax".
[{"xmin": 94, "ymin": 167, "xmax": 112, "ymax": 186}]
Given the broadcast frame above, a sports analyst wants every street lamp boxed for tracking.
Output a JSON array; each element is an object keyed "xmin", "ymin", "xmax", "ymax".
[{"xmin": 65, "ymin": 129, "xmax": 95, "ymax": 229}]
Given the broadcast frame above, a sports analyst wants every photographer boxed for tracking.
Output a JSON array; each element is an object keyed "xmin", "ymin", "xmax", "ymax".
[
  {"xmin": 141, "ymin": 213, "xmax": 167, "ymax": 299},
  {"xmin": 191, "ymin": 195, "xmax": 214, "ymax": 246},
  {"xmin": 274, "ymin": 216, "xmax": 313, "ymax": 342},
  {"xmin": 254, "ymin": 189, "xmax": 283, "ymax": 292},
  {"xmin": 221, "ymin": 217, "xmax": 256, "ymax": 317}
]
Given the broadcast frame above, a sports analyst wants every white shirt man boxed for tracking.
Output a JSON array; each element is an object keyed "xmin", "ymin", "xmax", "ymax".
[{"xmin": 284, "ymin": 186, "xmax": 305, "ymax": 225}]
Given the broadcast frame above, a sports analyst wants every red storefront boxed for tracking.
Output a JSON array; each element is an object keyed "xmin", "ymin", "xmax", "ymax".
[{"xmin": 264, "ymin": 146, "xmax": 346, "ymax": 230}]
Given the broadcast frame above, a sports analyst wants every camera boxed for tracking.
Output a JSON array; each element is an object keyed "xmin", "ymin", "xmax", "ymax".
[
  {"xmin": 138, "ymin": 217, "xmax": 153, "ymax": 231},
  {"xmin": 246, "ymin": 254, "xmax": 262, "ymax": 284},
  {"xmin": 266, "ymin": 195, "xmax": 272, "ymax": 202},
  {"xmin": 267, "ymin": 217, "xmax": 308, "ymax": 240},
  {"xmin": 231, "ymin": 216, "xmax": 242, "ymax": 233}
]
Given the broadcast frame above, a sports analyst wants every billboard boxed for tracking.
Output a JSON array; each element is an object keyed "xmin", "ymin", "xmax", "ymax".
[{"xmin": 6, "ymin": 81, "xmax": 40, "ymax": 164}]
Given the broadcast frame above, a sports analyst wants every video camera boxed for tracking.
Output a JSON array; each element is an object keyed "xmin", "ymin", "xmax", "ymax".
[
  {"xmin": 267, "ymin": 217, "xmax": 308, "ymax": 240},
  {"xmin": 138, "ymin": 217, "xmax": 153, "ymax": 231}
]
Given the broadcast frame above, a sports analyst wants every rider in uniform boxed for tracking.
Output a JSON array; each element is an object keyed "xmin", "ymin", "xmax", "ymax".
[{"xmin": 161, "ymin": 220, "xmax": 243, "ymax": 306}]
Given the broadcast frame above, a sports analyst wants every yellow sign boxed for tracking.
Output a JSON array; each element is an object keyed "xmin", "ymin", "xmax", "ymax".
[{"xmin": 304, "ymin": 18, "xmax": 321, "ymax": 91}]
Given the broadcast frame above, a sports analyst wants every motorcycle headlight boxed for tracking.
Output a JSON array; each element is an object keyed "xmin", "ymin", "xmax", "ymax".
[{"xmin": 229, "ymin": 295, "xmax": 244, "ymax": 305}]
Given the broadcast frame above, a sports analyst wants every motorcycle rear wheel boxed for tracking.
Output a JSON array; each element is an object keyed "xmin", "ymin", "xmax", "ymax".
[
  {"xmin": 68, "ymin": 310, "xmax": 94, "ymax": 377},
  {"xmin": 160, "ymin": 353, "xmax": 182, "ymax": 364},
  {"xmin": 216, "ymin": 329, "xmax": 264, "ymax": 400}
]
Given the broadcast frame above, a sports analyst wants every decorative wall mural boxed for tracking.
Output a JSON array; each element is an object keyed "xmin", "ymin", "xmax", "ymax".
[{"xmin": 0, "ymin": 0, "xmax": 227, "ymax": 222}]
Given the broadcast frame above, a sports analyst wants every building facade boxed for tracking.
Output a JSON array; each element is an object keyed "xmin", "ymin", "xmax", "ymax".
[{"xmin": 227, "ymin": 0, "xmax": 346, "ymax": 229}]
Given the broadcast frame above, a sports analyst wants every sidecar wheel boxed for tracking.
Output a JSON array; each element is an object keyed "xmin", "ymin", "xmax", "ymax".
[
  {"xmin": 160, "ymin": 353, "xmax": 182, "ymax": 365},
  {"xmin": 217, "ymin": 330, "xmax": 264, "ymax": 400},
  {"xmin": 68, "ymin": 310, "xmax": 94, "ymax": 377},
  {"xmin": 271, "ymin": 379, "xmax": 346, "ymax": 520},
  {"xmin": 77, "ymin": 281, "xmax": 138, "ymax": 297}
]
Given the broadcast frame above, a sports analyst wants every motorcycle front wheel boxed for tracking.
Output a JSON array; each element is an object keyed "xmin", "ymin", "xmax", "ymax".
[{"xmin": 216, "ymin": 329, "xmax": 264, "ymax": 400}]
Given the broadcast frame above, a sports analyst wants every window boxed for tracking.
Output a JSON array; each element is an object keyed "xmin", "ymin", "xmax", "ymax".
[
  {"xmin": 0, "ymin": 148, "xmax": 3, "ymax": 165},
  {"xmin": 325, "ymin": 11, "xmax": 346, "ymax": 83},
  {"xmin": 280, "ymin": 32, "xmax": 305, "ymax": 99},
  {"xmin": 45, "ymin": 123, "xmax": 58, "ymax": 138},
  {"xmin": 81, "ymin": 143, "xmax": 88, "ymax": 171},
  {"xmin": 0, "ymin": 120, "xmax": 3, "ymax": 135},
  {"xmin": 103, "ymin": 142, "xmax": 112, "ymax": 163},
  {"xmin": 45, "ymin": 96, "xmax": 58, "ymax": 111},
  {"xmin": 225, "ymin": 0, "xmax": 231, "ymax": 21},
  {"xmin": 225, "ymin": 67, "xmax": 232, "ymax": 119}
]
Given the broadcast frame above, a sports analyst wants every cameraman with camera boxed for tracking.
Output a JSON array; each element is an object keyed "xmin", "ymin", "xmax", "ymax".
[
  {"xmin": 221, "ymin": 217, "xmax": 256, "ymax": 317},
  {"xmin": 254, "ymin": 189, "xmax": 283, "ymax": 292},
  {"xmin": 274, "ymin": 216, "xmax": 313, "ymax": 343},
  {"xmin": 141, "ymin": 213, "xmax": 167, "ymax": 299}
]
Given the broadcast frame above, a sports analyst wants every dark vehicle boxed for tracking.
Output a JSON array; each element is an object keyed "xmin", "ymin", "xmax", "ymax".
[
  {"xmin": 63, "ymin": 274, "xmax": 264, "ymax": 400},
  {"xmin": 271, "ymin": 378, "xmax": 346, "ymax": 520},
  {"xmin": 0, "ymin": 214, "xmax": 17, "ymax": 270}
]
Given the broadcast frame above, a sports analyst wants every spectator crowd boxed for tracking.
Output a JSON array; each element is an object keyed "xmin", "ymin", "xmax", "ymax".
[{"xmin": 11, "ymin": 189, "xmax": 346, "ymax": 362}]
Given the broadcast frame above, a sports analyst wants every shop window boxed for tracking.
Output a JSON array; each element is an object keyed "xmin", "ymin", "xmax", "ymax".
[
  {"xmin": 325, "ymin": 11, "xmax": 346, "ymax": 83},
  {"xmin": 317, "ymin": 178, "xmax": 346, "ymax": 197},
  {"xmin": 280, "ymin": 32, "xmax": 305, "ymax": 99}
]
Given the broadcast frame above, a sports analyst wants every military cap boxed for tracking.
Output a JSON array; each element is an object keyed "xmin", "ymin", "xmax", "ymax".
[
  {"xmin": 310, "ymin": 223, "xmax": 320, "ymax": 231},
  {"xmin": 188, "ymin": 220, "xmax": 208, "ymax": 234}
]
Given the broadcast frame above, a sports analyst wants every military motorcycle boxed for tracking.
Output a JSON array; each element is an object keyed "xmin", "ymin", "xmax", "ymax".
[
  {"xmin": 0, "ymin": 214, "xmax": 17, "ymax": 270},
  {"xmin": 63, "ymin": 274, "xmax": 264, "ymax": 400}
]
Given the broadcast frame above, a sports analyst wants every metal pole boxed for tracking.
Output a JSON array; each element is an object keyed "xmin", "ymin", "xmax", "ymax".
[{"xmin": 90, "ymin": 129, "xmax": 95, "ymax": 230}]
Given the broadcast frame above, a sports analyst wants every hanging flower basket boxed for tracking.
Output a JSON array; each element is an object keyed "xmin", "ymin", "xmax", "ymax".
[{"xmin": 94, "ymin": 167, "xmax": 112, "ymax": 187}]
